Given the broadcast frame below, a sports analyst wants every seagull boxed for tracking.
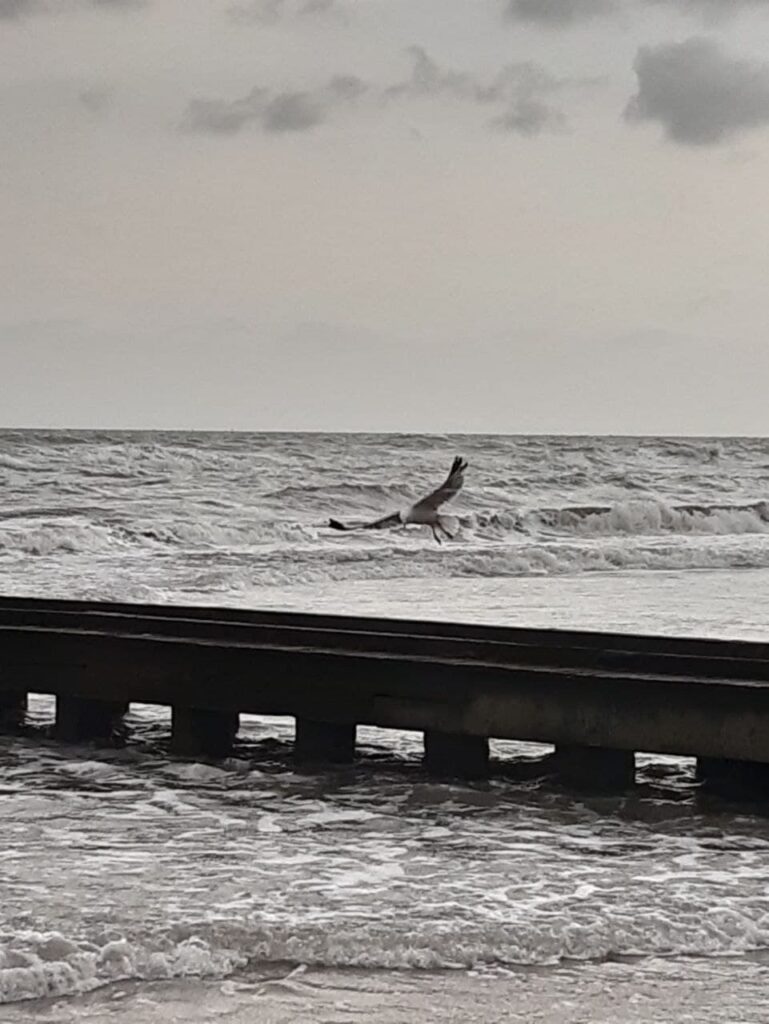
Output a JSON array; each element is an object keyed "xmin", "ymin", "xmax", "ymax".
[{"xmin": 329, "ymin": 456, "xmax": 468, "ymax": 544}]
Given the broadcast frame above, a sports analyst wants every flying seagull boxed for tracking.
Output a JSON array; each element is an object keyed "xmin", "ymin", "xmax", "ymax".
[{"xmin": 329, "ymin": 456, "xmax": 468, "ymax": 544}]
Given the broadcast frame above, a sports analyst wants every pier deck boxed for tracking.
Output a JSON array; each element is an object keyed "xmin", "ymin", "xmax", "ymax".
[{"xmin": 1, "ymin": 597, "xmax": 768, "ymax": 789}]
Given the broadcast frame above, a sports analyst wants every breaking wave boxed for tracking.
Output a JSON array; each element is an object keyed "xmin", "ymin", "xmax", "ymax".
[
  {"xmin": 486, "ymin": 499, "xmax": 769, "ymax": 538},
  {"xmin": 4, "ymin": 904, "xmax": 769, "ymax": 1004},
  {"xmin": 2, "ymin": 499, "xmax": 769, "ymax": 580}
]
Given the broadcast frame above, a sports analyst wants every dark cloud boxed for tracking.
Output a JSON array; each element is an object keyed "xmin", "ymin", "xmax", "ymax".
[
  {"xmin": 493, "ymin": 96, "xmax": 566, "ymax": 134},
  {"xmin": 625, "ymin": 37, "xmax": 769, "ymax": 145},
  {"xmin": 182, "ymin": 87, "xmax": 269, "ymax": 135},
  {"xmin": 181, "ymin": 77, "xmax": 366, "ymax": 136},
  {"xmin": 505, "ymin": 0, "xmax": 616, "ymax": 25},
  {"xmin": 182, "ymin": 49, "xmax": 567, "ymax": 139},
  {"xmin": 325, "ymin": 75, "xmax": 368, "ymax": 102},
  {"xmin": 262, "ymin": 91, "xmax": 323, "ymax": 132}
]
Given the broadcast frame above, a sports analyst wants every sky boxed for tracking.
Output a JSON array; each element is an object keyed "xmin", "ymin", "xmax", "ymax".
[{"xmin": 1, "ymin": 0, "xmax": 769, "ymax": 434}]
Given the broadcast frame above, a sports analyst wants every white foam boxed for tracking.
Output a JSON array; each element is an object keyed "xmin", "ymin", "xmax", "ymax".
[{"xmin": 0, "ymin": 934, "xmax": 245, "ymax": 1004}]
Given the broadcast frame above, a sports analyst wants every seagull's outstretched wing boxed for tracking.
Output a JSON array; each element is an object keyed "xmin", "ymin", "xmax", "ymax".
[
  {"xmin": 329, "ymin": 512, "xmax": 402, "ymax": 532},
  {"xmin": 408, "ymin": 456, "xmax": 468, "ymax": 515}
]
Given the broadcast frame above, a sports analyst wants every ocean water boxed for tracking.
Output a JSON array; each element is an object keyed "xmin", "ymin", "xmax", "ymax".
[{"xmin": 2, "ymin": 430, "xmax": 769, "ymax": 1022}]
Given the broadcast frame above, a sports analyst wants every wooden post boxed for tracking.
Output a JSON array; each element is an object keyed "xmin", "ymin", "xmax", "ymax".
[
  {"xmin": 294, "ymin": 718, "xmax": 356, "ymax": 764},
  {"xmin": 554, "ymin": 744, "xmax": 635, "ymax": 790},
  {"xmin": 697, "ymin": 756, "xmax": 769, "ymax": 795},
  {"xmin": 171, "ymin": 707, "xmax": 239, "ymax": 758},
  {"xmin": 0, "ymin": 690, "xmax": 27, "ymax": 729},
  {"xmin": 55, "ymin": 697, "xmax": 128, "ymax": 743},
  {"xmin": 423, "ymin": 731, "xmax": 489, "ymax": 779}
]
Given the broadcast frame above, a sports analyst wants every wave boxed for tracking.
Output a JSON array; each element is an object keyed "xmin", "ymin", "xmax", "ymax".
[
  {"xmin": 266, "ymin": 481, "xmax": 417, "ymax": 514},
  {"xmin": 2, "ymin": 499, "xmax": 769, "ymax": 580},
  {"xmin": 0, "ymin": 518, "xmax": 320, "ymax": 556},
  {"xmin": 0, "ymin": 932, "xmax": 245, "ymax": 1004},
  {"xmin": 469, "ymin": 499, "xmax": 769, "ymax": 539},
  {"xmin": 3, "ymin": 903, "xmax": 769, "ymax": 1004}
]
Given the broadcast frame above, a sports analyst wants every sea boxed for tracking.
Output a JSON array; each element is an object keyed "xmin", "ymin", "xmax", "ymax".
[{"xmin": 2, "ymin": 430, "xmax": 769, "ymax": 1023}]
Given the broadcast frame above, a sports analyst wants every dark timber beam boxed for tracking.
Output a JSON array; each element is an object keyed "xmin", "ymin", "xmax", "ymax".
[
  {"xmin": 171, "ymin": 707, "xmax": 239, "ymax": 758},
  {"xmin": 294, "ymin": 718, "xmax": 356, "ymax": 764},
  {"xmin": 423, "ymin": 730, "xmax": 489, "ymax": 780},
  {"xmin": 554, "ymin": 744, "xmax": 636, "ymax": 791},
  {"xmin": 55, "ymin": 696, "xmax": 128, "ymax": 743}
]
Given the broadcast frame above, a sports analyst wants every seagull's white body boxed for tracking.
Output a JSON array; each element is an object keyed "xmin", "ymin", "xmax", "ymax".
[{"xmin": 329, "ymin": 456, "xmax": 468, "ymax": 544}]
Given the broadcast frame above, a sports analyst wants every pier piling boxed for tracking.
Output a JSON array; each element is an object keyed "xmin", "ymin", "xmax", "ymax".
[
  {"xmin": 554, "ymin": 744, "xmax": 636, "ymax": 791},
  {"xmin": 294, "ymin": 718, "xmax": 357, "ymax": 763},
  {"xmin": 171, "ymin": 707, "xmax": 240, "ymax": 758},
  {"xmin": 696, "ymin": 756, "xmax": 769, "ymax": 795},
  {"xmin": 55, "ymin": 696, "xmax": 128, "ymax": 743},
  {"xmin": 0, "ymin": 689, "xmax": 27, "ymax": 729},
  {"xmin": 423, "ymin": 730, "xmax": 490, "ymax": 779}
]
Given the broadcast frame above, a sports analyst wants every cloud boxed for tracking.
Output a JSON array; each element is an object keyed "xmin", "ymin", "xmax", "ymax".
[
  {"xmin": 650, "ymin": 0, "xmax": 769, "ymax": 14},
  {"xmin": 182, "ymin": 49, "xmax": 569, "ymax": 139},
  {"xmin": 78, "ymin": 84, "xmax": 116, "ymax": 115},
  {"xmin": 388, "ymin": 48, "xmax": 570, "ymax": 135},
  {"xmin": 493, "ymin": 96, "xmax": 566, "ymax": 134},
  {"xmin": 0, "ymin": 0, "xmax": 38, "ymax": 15},
  {"xmin": 503, "ymin": 0, "xmax": 769, "ymax": 27},
  {"xmin": 625, "ymin": 37, "xmax": 769, "ymax": 145},
  {"xmin": 262, "ymin": 91, "xmax": 323, "ymax": 132},
  {"xmin": 182, "ymin": 87, "xmax": 268, "ymax": 135},
  {"xmin": 181, "ymin": 77, "xmax": 367, "ymax": 135},
  {"xmin": 505, "ymin": 0, "xmax": 617, "ymax": 26},
  {"xmin": 228, "ymin": 0, "xmax": 338, "ymax": 25},
  {"xmin": 0, "ymin": 0, "xmax": 145, "ymax": 16}
]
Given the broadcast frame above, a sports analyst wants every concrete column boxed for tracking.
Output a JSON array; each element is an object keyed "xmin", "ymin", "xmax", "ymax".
[
  {"xmin": 294, "ymin": 718, "xmax": 356, "ymax": 764},
  {"xmin": 171, "ymin": 707, "xmax": 239, "ymax": 758},
  {"xmin": 697, "ymin": 756, "xmax": 769, "ymax": 795},
  {"xmin": 55, "ymin": 696, "xmax": 129, "ymax": 743},
  {"xmin": 0, "ymin": 690, "xmax": 27, "ymax": 729},
  {"xmin": 423, "ymin": 730, "xmax": 489, "ymax": 780},
  {"xmin": 554, "ymin": 744, "xmax": 635, "ymax": 791}
]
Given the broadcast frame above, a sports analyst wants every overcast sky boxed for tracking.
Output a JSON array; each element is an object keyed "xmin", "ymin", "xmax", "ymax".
[{"xmin": 2, "ymin": 0, "xmax": 769, "ymax": 433}]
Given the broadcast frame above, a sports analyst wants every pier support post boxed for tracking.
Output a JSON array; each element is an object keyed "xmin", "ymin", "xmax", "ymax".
[
  {"xmin": 294, "ymin": 718, "xmax": 356, "ymax": 764},
  {"xmin": 423, "ymin": 731, "xmax": 489, "ymax": 780},
  {"xmin": 554, "ymin": 744, "xmax": 635, "ymax": 791},
  {"xmin": 697, "ymin": 757, "xmax": 769, "ymax": 796},
  {"xmin": 171, "ymin": 707, "xmax": 239, "ymax": 758},
  {"xmin": 55, "ymin": 697, "xmax": 128, "ymax": 743},
  {"xmin": 0, "ymin": 690, "xmax": 27, "ymax": 729}
]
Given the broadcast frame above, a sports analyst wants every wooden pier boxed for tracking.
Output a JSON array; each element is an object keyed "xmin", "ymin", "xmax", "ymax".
[{"xmin": 1, "ymin": 595, "xmax": 769, "ymax": 791}]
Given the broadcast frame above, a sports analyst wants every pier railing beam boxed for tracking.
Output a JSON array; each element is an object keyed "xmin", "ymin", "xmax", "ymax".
[
  {"xmin": 0, "ymin": 690, "xmax": 27, "ymax": 729},
  {"xmin": 554, "ymin": 744, "xmax": 635, "ymax": 791},
  {"xmin": 294, "ymin": 718, "xmax": 356, "ymax": 764},
  {"xmin": 171, "ymin": 707, "xmax": 239, "ymax": 758},
  {"xmin": 423, "ymin": 730, "xmax": 489, "ymax": 780},
  {"xmin": 55, "ymin": 696, "xmax": 128, "ymax": 743}
]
